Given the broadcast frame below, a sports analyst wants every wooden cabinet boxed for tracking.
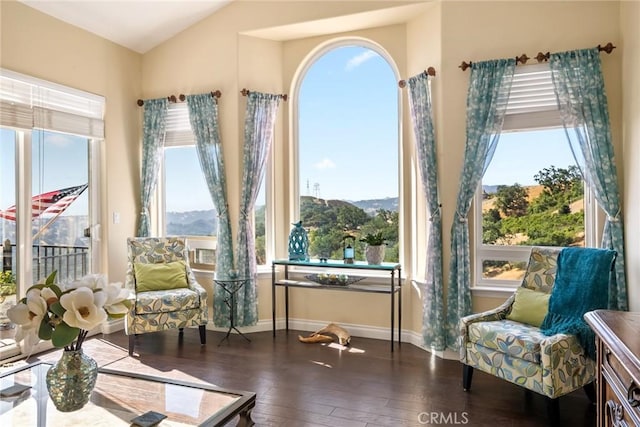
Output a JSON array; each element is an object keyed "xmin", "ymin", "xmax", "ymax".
[{"xmin": 585, "ymin": 310, "xmax": 640, "ymax": 427}]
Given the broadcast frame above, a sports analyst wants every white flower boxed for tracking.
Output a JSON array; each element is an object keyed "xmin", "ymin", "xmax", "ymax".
[
  {"xmin": 7, "ymin": 289, "xmax": 49, "ymax": 352},
  {"xmin": 66, "ymin": 273, "xmax": 106, "ymax": 291},
  {"xmin": 100, "ymin": 282, "xmax": 130, "ymax": 317},
  {"xmin": 60, "ymin": 287, "xmax": 107, "ymax": 330}
]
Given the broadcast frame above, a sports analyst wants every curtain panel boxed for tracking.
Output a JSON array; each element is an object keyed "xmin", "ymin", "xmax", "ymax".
[
  {"xmin": 550, "ymin": 48, "xmax": 628, "ymax": 310},
  {"xmin": 137, "ymin": 98, "xmax": 168, "ymax": 237},
  {"xmin": 446, "ymin": 59, "xmax": 516, "ymax": 350},
  {"xmin": 406, "ymin": 72, "xmax": 445, "ymax": 351},
  {"xmin": 236, "ymin": 91, "xmax": 282, "ymax": 326},
  {"xmin": 186, "ymin": 94, "xmax": 236, "ymax": 326}
]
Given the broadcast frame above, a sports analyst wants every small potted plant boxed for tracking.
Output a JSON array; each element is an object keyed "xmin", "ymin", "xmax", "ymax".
[{"xmin": 360, "ymin": 232, "xmax": 386, "ymax": 265}]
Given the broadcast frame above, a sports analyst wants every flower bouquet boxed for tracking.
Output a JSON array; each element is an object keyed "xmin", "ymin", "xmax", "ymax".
[
  {"xmin": 7, "ymin": 271, "xmax": 131, "ymax": 412},
  {"xmin": 7, "ymin": 271, "xmax": 131, "ymax": 353}
]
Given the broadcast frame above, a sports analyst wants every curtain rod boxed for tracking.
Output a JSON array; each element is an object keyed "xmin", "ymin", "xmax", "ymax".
[
  {"xmin": 240, "ymin": 88, "xmax": 288, "ymax": 101},
  {"xmin": 398, "ymin": 67, "xmax": 436, "ymax": 88},
  {"xmin": 136, "ymin": 90, "xmax": 221, "ymax": 106},
  {"xmin": 458, "ymin": 42, "xmax": 616, "ymax": 71}
]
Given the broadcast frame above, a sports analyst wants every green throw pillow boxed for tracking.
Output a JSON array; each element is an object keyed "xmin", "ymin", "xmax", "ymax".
[
  {"xmin": 506, "ymin": 287, "xmax": 551, "ymax": 327},
  {"xmin": 134, "ymin": 260, "xmax": 189, "ymax": 292}
]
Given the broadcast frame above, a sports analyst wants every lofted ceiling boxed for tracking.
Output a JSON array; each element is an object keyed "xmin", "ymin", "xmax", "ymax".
[{"xmin": 18, "ymin": 0, "xmax": 234, "ymax": 54}]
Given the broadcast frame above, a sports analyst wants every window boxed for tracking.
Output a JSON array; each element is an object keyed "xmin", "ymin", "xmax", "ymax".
[
  {"xmin": 474, "ymin": 64, "xmax": 594, "ymax": 287},
  {"xmin": 157, "ymin": 101, "xmax": 268, "ymax": 270},
  {"xmin": 0, "ymin": 69, "xmax": 103, "ymax": 286},
  {"xmin": 159, "ymin": 103, "xmax": 217, "ymax": 270},
  {"xmin": 295, "ymin": 43, "xmax": 400, "ymax": 263},
  {"xmin": 0, "ymin": 69, "xmax": 103, "ymax": 356}
]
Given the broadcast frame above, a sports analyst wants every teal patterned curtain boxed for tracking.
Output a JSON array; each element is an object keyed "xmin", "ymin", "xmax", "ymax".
[
  {"xmin": 406, "ymin": 72, "xmax": 444, "ymax": 351},
  {"xmin": 236, "ymin": 91, "xmax": 282, "ymax": 326},
  {"xmin": 550, "ymin": 48, "xmax": 627, "ymax": 310},
  {"xmin": 137, "ymin": 98, "xmax": 168, "ymax": 237},
  {"xmin": 446, "ymin": 59, "xmax": 515, "ymax": 349},
  {"xmin": 186, "ymin": 93, "xmax": 235, "ymax": 326}
]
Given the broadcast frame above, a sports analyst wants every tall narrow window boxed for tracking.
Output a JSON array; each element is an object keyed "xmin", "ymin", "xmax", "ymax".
[
  {"xmin": 161, "ymin": 103, "xmax": 217, "ymax": 270},
  {"xmin": 297, "ymin": 44, "xmax": 399, "ymax": 262}
]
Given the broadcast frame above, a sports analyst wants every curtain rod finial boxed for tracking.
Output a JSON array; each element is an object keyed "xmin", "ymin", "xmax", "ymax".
[
  {"xmin": 427, "ymin": 67, "xmax": 436, "ymax": 77},
  {"xmin": 459, "ymin": 61, "xmax": 472, "ymax": 71},
  {"xmin": 598, "ymin": 42, "xmax": 616, "ymax": 54}
]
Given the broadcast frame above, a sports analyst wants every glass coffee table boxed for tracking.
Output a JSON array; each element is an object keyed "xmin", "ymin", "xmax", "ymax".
[{"xmin": 0, "ymin": 362, "xmax": 255, "ymax": 426}]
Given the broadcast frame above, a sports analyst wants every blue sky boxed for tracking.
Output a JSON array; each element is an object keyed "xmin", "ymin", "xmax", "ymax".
[
  {"xmin": 298, "ymin": 46, "xmax": 398, "ymax": 201},
  {"xmin": 483, "ymin": 128, "xmax": 577, "ymax": 187}
]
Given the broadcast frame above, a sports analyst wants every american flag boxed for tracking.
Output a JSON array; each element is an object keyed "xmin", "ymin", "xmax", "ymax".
[{"xmin": 0, "ymin": 184, "xmax": 88, "ymax": 221}]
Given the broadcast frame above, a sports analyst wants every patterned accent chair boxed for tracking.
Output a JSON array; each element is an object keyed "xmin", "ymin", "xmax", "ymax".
[
  {"xmin": 459, "ymin": 247, "xmax": 596, "ymax": 414},
  {"xmin": 125, "ymin": 237, "xmax": 208, "ymax": 355}
]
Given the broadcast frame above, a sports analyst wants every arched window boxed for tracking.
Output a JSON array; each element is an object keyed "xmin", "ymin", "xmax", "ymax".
[{"xmin": 293, "ymin": 41, "xmax": 400, "ymax": 262}]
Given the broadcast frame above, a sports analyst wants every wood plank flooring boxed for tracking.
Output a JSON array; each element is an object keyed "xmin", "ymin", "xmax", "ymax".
[{"xmin": 22, "ymin": 328, "xmax": 595, "ymax": 427}]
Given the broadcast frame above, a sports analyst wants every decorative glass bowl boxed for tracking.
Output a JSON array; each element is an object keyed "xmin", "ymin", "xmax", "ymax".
[{"xmin": 305, "ymin": 273, "xmax": 364, "ymax": 286}]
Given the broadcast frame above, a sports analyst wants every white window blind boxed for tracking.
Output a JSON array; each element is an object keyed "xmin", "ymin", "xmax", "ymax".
[
  {"xmin": 502, "ymin": 63, "xmax": 562, "ymax": 131},
  {"xmin": 164, "ymin": 103, "xmax": 194, "ymax": 146},
  {"xmin": 0, "ymin": 69, "xmax": 104, "ymax": 138}
]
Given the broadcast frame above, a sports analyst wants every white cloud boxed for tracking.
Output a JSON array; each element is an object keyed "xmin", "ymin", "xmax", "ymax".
[
  {"xmin": 345, "ymin": 50, "xmax": 379, "ymax": 71},
  {"xmin": 314, "ymin": 158, "xmax": 336, "ymax": 170}
]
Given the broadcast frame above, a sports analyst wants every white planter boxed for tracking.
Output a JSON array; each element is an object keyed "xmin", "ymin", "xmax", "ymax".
[{"xmin": 365, "ymin": 245, "xmax": 385, "ymax": 265}]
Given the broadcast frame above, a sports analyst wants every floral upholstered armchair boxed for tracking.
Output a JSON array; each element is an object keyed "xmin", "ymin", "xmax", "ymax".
[
  {"xmin": 125, "ymin": 237, "xmax": 208, "ymax": 355},
  {"xmin": 459, "ymin": 247, "xmax": 598, "ymax": 408}
]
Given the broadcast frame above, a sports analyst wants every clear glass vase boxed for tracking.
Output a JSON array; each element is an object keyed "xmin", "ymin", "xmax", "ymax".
[{"xmin": 46, "ymin": 349, "xmax": 98, "ymax": 412}]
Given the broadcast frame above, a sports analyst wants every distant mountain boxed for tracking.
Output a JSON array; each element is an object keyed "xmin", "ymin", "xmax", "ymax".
[
  {"xmin": 482, "ymin": 185, "xmax": 499, "ymax": 194},
  {"xmin": 167, "ymin": 209, "xmax": 217, "ymax": 236},
  {"xmin": 351, "ymin": 197, "xmax": 398, "ymax": 215}
]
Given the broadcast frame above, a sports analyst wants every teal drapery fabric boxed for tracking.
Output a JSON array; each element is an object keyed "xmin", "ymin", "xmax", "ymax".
[
  {"xmin": 446, "ymin": 59, "xmax": 515, "ymax": 350},
  {"xmin": 236, "ymin": 91, "xmax": 282, "ymax": 326},
  {"xmin": 406, "ymin": 72, "xmax": 445, "ymax": 351},
  {"xmin": 137, "ymin": 98, "xmax": 168, "ymax": 237},
  {"xmin": 550, "ymin": 48, "xmax": 628, "ymax": 310},
  {"xmin": 186, "ymin": 93, "xmax": 236, "ymax": 326}
]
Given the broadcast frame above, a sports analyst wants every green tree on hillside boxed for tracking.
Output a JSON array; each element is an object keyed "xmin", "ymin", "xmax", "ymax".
[{"xmin": 495, "ymin": 184, "xmax": 529, "ymax": 217}]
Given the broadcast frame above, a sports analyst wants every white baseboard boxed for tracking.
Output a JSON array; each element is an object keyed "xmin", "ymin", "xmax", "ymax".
[{"xmin": 205, "ymin": 318, "xmax": 459, "ymax": 360}]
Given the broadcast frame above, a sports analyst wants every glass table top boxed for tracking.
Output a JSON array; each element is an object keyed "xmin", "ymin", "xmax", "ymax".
[{"xmin": 0, "ymin": 363, "xmax": 255, "ymax": 426}]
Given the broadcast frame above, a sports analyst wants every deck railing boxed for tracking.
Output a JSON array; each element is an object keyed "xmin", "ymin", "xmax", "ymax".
[{"xmin": 2, "ymin": 241, "xmax": 89, "ymax": 283}]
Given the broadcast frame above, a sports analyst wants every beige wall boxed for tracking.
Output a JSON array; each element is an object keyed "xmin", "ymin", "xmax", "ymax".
[
  {"xmin": 0, "ymin": 1, "xmax": 142, "ymax": 285},
  {"xmin": 621, "ymin": 0, "xmax": 640, "ymax": 311}
]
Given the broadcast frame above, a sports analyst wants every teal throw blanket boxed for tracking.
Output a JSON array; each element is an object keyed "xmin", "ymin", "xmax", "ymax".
[{"xmin": 540, "ymin": 247, "xmax": 616, "ymax": 359}]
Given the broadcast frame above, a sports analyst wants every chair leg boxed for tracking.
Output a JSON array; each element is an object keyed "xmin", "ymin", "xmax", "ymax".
[
  {"xmin": 462, "ymin": 364, "xmax": 474, "ymax": 391},
  {"xmin": 546, "ymin": 398, "xmax": 560, "ymax": 426},
  {"xmin": 583, "ymin": 381, "xmax": 596, "ymax": 404},
  {"xmin": 128, "ymin": 335, "xmax": 135, "ymax": 356},
  {"xmin": 199, "ymin": 325, "xmax": 206, "ymax": 345},
  {"xmin": 179, "ymin": 327, "xmax": 184, "ymax": 335}
]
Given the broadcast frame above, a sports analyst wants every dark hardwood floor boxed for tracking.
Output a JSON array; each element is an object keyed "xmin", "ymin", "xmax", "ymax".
[{"xmin": 24, "ymin": 328, "xmax": 595, "ymax": 427}]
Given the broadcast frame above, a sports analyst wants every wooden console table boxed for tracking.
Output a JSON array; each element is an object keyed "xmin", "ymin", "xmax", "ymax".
[
  {"xmin": 584, "ymin": 310, "xmax": 640, "ymax": 427},
  {"xmin": 271, "ymin": 259, "xmax": 402, "ymax": 351}
]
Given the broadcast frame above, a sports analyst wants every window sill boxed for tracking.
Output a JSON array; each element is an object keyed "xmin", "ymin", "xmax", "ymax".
[{"xmin": 471, "ymin": 285, "xmax": 517, "ymax": 299}]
